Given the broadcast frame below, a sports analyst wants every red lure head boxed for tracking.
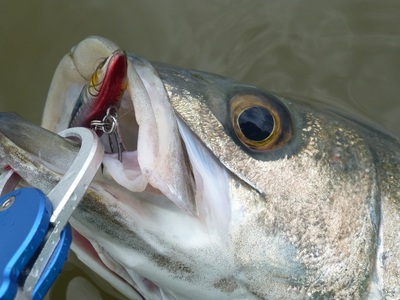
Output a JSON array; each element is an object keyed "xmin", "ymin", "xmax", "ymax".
[{"xmin": 72, "ymin": 49, "xmax": 128, "ymax": 128}]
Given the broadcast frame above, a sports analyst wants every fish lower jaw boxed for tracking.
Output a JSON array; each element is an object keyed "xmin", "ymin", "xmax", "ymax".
[{"xmin": 70, "ymin": 227, "xmax": 165, "ymax": 299}]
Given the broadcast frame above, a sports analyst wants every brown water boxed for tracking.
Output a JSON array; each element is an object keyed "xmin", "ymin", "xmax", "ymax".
[
  {"xmin": 0, "ymin": 0, "xmax": 399, "ymax": 298},
  {"xmin": 1, "ymin": 0, "xmax": 399, "ymax": 134}
]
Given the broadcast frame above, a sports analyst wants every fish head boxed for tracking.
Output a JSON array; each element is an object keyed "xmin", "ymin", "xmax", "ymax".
[{"xmin": 4, "ymin": 36, "xmax": 399, "ymax": 298}]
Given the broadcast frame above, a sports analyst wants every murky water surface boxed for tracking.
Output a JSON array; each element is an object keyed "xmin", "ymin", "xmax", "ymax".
[
  {"xmin": 1, "ymin": 0, "xmax": 399, "ymax": 134},
  {"xmin": 0, "ymin": 0, "xmax": 399, "ymax": 298}
]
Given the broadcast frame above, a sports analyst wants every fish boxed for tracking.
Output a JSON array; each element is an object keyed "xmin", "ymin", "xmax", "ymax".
[{"xmin": 1, "ymin": 35, "xmax": 400, "ymax": 299}]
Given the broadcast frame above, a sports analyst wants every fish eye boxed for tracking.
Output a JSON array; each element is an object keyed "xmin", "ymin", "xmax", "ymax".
[
  {"xmin": 231, "ymin": 94, "xmax": 292, "ymax": 150},
  {"xmin": 238, "ymin": 106, "xmax": 274, "ymax": 141},
  {"xmin": 96, "ymin": 57, "xmax": 108, "ymax": 70},
  {"xmin": 89, "ymin": 57, "xmax": 109, "ymax": 95}
]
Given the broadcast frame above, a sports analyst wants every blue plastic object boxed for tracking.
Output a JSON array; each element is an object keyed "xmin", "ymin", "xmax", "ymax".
[
  {"xmin": 0, "ymin": 188, "xmax": 52, "ymax": 300},
  {"xmin": 0, "ymin": 188, "xmax": 72, "ymax": 300}
]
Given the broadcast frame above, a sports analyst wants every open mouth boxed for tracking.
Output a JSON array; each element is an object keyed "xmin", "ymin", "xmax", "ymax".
[
  {"xmin": 96, "ymin": 54, "xmax": 198, "ymax": 215},
  {"xmin": 56, "ymin": 45, "xmax": 197, "ymax": 215},
  {"xmin": 41, "ymin": 37, "xmax": 232, "ymax": 298},
  {"xmin": 52, "ymin": 39, "xmax": 233, "ymax": 225}
]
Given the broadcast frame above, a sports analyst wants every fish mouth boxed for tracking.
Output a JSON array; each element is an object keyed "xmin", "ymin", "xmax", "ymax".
[
  {"xmin": 38, "ymin": 37, "xmax": 232, "ymax": 297},
  {"xmin": 100, "ymin": 53, "xmax": 198, "ymax": 215},
  {"xmin": 43, "ymin": 36, "xmax": 233, "ymax": 223}
]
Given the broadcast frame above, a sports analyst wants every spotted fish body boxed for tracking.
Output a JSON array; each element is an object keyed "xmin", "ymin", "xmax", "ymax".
[{"xmin": 2, "ymin": 36, "xmax": 399, "ymax": 299}]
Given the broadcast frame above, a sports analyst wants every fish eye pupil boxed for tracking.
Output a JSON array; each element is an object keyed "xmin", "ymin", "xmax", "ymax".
[
  {"xmin": 96, "ymin": 58, "xmax": 107, "ymax": 70},
  {"xmin": 238, "ymin": 106, "xmax": 274, "ymax": 141}
]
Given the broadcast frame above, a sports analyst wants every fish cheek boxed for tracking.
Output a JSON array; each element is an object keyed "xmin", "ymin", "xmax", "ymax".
[{"xmin": 228, "ymin": 178, "xmax": 307, "ymax": 296}]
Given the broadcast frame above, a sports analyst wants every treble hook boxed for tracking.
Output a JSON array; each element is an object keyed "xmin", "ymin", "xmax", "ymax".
[{"xmin": 90, "ymin": 106, "xmax": 126, "ymax": 162}]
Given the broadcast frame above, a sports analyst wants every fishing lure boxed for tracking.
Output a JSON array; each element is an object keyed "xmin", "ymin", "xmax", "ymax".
[
  {"xmin": 69, "ymin": 49, "xmax": 128, "ymax": 160},
  {"xmin": 68, "ymin": 49, "xmax": 128, "ymax": 129}
]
